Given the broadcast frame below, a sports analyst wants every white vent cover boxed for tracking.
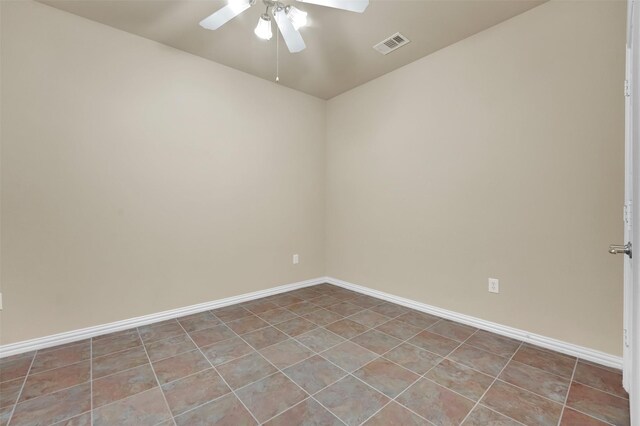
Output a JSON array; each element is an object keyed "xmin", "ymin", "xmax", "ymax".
[{"xmin": 373, "ymin": 32, "xmax": 410, "ymax": 55}]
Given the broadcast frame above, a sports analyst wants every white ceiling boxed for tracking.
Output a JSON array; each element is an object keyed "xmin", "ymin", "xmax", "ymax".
[{"xmin": 39, "ymin": 0, "xmax": 545, "ymax": 99}]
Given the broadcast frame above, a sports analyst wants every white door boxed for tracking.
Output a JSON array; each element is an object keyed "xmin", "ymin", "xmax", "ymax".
[
  {"xmin": 621, "ymin": 0, "xmax": 635, "ymax": 393},
  {"xmin": 621, "ymin": 0, "xmax": 639, "ymax": 423}
]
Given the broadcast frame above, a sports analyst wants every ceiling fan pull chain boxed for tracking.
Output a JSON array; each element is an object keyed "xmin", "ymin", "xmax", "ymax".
[{"xmin": 276, "ymin": 26, "xmax": 280, "ymax": 82}]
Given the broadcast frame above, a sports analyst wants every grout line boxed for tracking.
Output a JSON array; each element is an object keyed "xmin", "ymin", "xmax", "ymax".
[
  {"xmin": 556, "ymin": 357, "xmax": 578, "ymax": 426},
  {"xmin": 357, "ymin": 327, "xmax": 479, "ymax": 425},
  {"xmin": 458, "ymin": 341, "xmax": 525, "ymax": 425},
  {"xmin": 475, "ymin": 403, "xmax": 528, "ymax": 426},
  {"xmin": 90, "ymin": 337, "xmax": 94, "ymax": 426},
  {"xmin": 570, "ymin": 376, "xmax": 630, "ymax": 401},
  {"xmin": 137, "ymin": 329, "xmax": 177, "ymax": 426},
  {"xmin": 175, "ymin": 318, "xmax": 263, "ymax": 425},
  {"xmin": 5, "ymin": 349, "xmax": 37, "ymax": 426}
]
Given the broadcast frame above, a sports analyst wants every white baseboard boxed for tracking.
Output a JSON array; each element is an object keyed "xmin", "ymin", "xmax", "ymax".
[
  {"xmin": 324, "ymin": 276, "xmax": 623, "ymax": 369},
  {"xmin": 0, "ymin": 277, "xmax": 325, "ymax": 358},
  {"xmin": 1, "ymin": 275, "xmax": 623, "ymax": 370}
]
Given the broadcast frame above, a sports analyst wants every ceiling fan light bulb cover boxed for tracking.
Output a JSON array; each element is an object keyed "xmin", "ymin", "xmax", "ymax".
[
  {"xmin": 254, "ymin": 14, "xmax": 273, "ymax": 40},
  {"xmin": 286, "ymin": 6, "xmax": 308, "ymax": 30}
]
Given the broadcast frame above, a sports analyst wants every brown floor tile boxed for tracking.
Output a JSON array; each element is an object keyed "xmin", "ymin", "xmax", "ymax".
[
  {"xmin": 466, "ymin": 331, "xmax": 521, "ymax": 358},
  {"xmin": 212, "ymin": 305, "xmax": 253, "ymax": 322},
  {"xmin": 384, "ymin": 342, "xmax": 442, "ymax": 374},
  {"xmin": 11, "ymin": 383, "xmax": 91, "ymax": 426},
  {"xmin": 315, "ymin": 376, "xmax": 389, "ymax": 426},
  {"xmin": 500, "ymin": 360, "xmax": 570, "ymax": 403},
  {"xmin": 0, "ymin": 377, "xmax": 23, "ymax": 408},
  {"xmin": 93, "ymin": 387, "xmax": 171, "ymax": 425},
  {"xmin": 177, "ymin": 311, "xmax": 221, "ymax": 333},
  {"xmin": 0, "ymin": 351, "xmax": 34, "ymax": 365},
  {"xmin": 92, "ymin": 364, "xmax": 157, "ymax": 408},
  {"xmin": 30, "ymin": 342, "xmax": 90, "ymax": 375},
  {"xmin": 351, "ymin": 330, "xmax": 402, "ymax": 355},
  {"xmin": 369, "ymin": 302, "xmax": 410, "ymax": 318},
  {"xmin": 560, "ymin": 407, "xmax": 610, "ymax": 425},
  {"xmin": 396, "ymin": 311, "xmax": 441, "ymax": 329},
  {"xmin": 236, "ymin": 372, "xmax": 307, "ymax": 423},
  {"xmin": 347, "ymin": 310, "xmax": 391, "ymax": 328},
  {"xmin": 397, "ymin": 378, "xmax": 475, "ymax": 426},
  {"xmin": 93, "ymin": 329, "xmax": 138, "ymax": 342},
  {"xmin": 574, "ymin": 361, "xmax": 628, "ymax": 399},
  {"xmin": 325, "ymin": 301, "xmax": 365, "ymax": 317},
  {"xmin": 138, "ymin": 321, "xmax": 185, "ymax": 344},
  {"xmin": 0, "ymin": 357, "xmax": 33, "ymax": 383},
  {"xmin": 321, "ymin": 341, "xmax": 378, "ymax": 372},
  {"xmin": 325, "ymin": 319, "xmax": 369, "ymax": 339},
  {"xmin": 566, "ymin": 382, "xmax": 630, "ymax": 425},
  {"xmin": 152, "ymin": 349, "xmax": 210, "ymax": 385},
  {"xmin": 162, "ymin": 368, "xmax": 230, "ymax": 416},
  {"xmin": 144, "ymin": 334, "xmax": 196, "ymax": 362},
  {"xmin": 227, "ymin": 315, "xmax": 270, "ymax": 335},
  {"xmin": 20, "ymin": 361, "xmax": 90, "ymax": 403},
  {"xmin": 301, "ymin": 309, "xmax": 344, "ymax": 326},
  {"xmin": 364, "ymin": 401, "xmax": 429, "ymax": 425},
  {"xmin": 283, "ymin": 355, "xmax": 346, "ymax": 394},
  {"xmin": 92, "ymin": 333, "xmax": 143, "ymax": 358},
  {"xmin": 189, "ymin": 324, "xmax": 236, "ymax": 347},
  {"xmin": 291, "ymin": 288, "xmax": 324, "ymax": 300},
  {"xmin": 287, "ymin": 301, "xmax": 321, "ymax": 315},
  {"xmin": 296, "ymin": 328, "xmax": 345, "ymax": 352},
  {"xmin": 270, "ymin": 294, "xmax": 304, "ymax": 307},
  {"xmin": 242, "ymin": 326, "xmax": 289, "ymax": 350},
  {"xmin": 174, "ymin": 392, "xmax": 256, "ymax": 425},
  {"xmin": 0, "ymin": 405, "xmax": 11, "ymax": 426},
  {"xmin": 53, "ymin": 411, "xmax": 92, "ymax": 425},
  {"xmin": 93, "ymin": 345, "xmax": 149, "ymax": 379},
  {"xmin": 40, "ymin": 340, "xmax": 90, "ymax": 354},
  {"xmin": 482, "ymin": 380, "xmax": 563, "ymax": 426},
  {"xmin": 425, "ymin": 359, "xmax": 493, "ymax": 401},
  {"xmin": 259, "ymin": 340, "xmax": 314, "ymax": 369},
  {"xmin": 375, "ymin": 319, "xmax": 422, "ymax": 340},
  {"xmin": 349, "ymin": 295, "xmax": 385, "ymax": 309},
  {"xmin": 257, "ymin": 308, "xmax": 298, "ymax": 325},
  {"xmin": 428, "ymin": 320, "xmax": 477, "ymax": 342},
  {"xmin": 307, "ymin": 295, "xmax": 341, "ymax": 308},
  {"xmin": 244, "ymin": 300, "xmax": 280, "ymax": 315},
  {"xmin": 265, "ymin": 398, "xmax": 342, "ymax": 425},
  {"xmin": 408, "ymin": 331, "xmax": 459, "ymax": 356},
  {"xmin": 354, "ymin": 357, "xmax": 419, "ymax": 398},
  {"xmin": 448, "ymin": 343, "xmax": 509, "ymax": 377},
  {"xmin": 275, "ymin": 317, "xmax": 318, "ymax": 337},
  {"xmin": 217, "ymin": 352, "xmax": 278, "ymax": 389},
  {"xmin": 201, "ymin": 336, "xmax": 255, "ymax": 366},
  {"xmin": 462, "ymin": 405, "xmax": 520, "ymax": 425},
  {"xmin": 512, "ymin": 344, "xmax": 576, "ymax": 378}
]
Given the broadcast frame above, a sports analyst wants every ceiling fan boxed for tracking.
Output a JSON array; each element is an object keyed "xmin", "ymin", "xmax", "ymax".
[{"xmin": 199, "ymin": 0, "xmax": 369, "ymax": 53}]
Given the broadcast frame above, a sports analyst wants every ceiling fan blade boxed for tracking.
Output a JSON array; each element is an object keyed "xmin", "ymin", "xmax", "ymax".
[
  {"xmin": 199, "ymin": 0, "xmax": 253, "ymax": 30},
  {"xmin": 273, "ymin": 8, "xmax": 306, "ymax": 53},
  {"xmin": 296, "ymin": 0, "xmax": 368, "ymax": 13}
]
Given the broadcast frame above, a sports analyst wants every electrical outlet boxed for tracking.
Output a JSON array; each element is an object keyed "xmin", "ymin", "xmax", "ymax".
[
  {"xmin": 0, "ymin": 292, "xmax": 3, "ymax": 310},
  {"xmin": 293, "ymin": 254, "xmax": 299, "ymax": 265},
  {"xmin": 488, "ymin": 278, "xmax": 499, "ymax": 294}
]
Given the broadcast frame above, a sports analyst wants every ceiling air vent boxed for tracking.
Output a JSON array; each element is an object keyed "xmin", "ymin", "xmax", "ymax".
[{"xmin": 373, "ymin": 32, "xmax": 410, "ymax": 55}]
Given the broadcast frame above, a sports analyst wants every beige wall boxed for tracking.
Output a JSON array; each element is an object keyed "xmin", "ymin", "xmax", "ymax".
[
  {"xmin": 0, "ymin": 1, "xmax": 326, "ymax": 344},
  {"xmin": 326, "ymin": 1, "xmax": 626, "ymax": 355}
]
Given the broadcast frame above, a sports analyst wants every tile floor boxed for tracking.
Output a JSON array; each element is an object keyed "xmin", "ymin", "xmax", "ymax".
[{"xmin": 0, "ymin": 284, "xmax": 631, "ymax": 426}]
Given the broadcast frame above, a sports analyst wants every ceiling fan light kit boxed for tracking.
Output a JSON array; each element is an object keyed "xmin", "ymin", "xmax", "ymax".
[{"xmin": 199, "ymin": 0, "xmax": 369, "ymax": 53}]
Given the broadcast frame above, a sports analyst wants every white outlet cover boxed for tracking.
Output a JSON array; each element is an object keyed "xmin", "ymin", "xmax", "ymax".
[
  {"xmin": 488, "ymin": 278, "xmax": 499, "ymax": 294},
  {"xmin": 293, "ymin": 254, "xmax": 299, "ymax": 265}
]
